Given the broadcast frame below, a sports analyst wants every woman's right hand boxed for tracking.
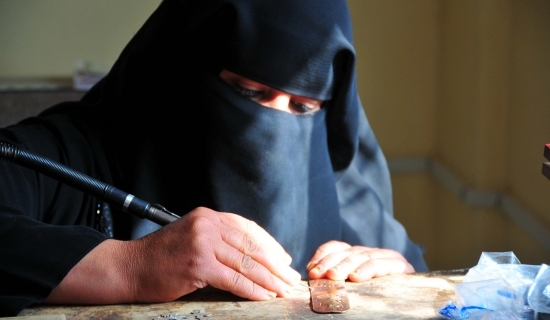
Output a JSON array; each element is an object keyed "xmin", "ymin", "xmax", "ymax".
[{"xmin": 46, "ymin": 207, "xmax": 301, "ymax": 304}]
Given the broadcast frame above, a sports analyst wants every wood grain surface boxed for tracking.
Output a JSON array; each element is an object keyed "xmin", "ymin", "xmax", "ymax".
[{"xmin": 19, "ymin": 270, "xmax": 467, "ymax": 320}]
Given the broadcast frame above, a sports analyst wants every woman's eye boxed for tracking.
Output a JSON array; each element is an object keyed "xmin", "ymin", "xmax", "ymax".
[
  {"xmin": 290, "ymin": 101, "xmax": 321, "ymax": 115},
  {"xmin": 235, "ymin": 86, "xmax": 263, "ymax": 99}
]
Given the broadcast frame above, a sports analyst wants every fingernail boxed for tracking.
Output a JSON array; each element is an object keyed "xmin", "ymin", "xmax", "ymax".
[
  {"xmin": 306, "ymin": 262, "xmax": 317, "ymax": 272},
  {"xmin": 353, "ymin": 269, "xmax": 360, "ymax": 275},
  {"xmin": 266, "ymin": 291, "xmax": 277, "ymax": 299}
]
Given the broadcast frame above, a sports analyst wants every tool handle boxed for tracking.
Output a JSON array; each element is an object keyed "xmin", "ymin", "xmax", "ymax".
[
  {"xmin": 0, "ymin": 142, "xmax": 179, "ymax": 226},
  {"xmin": 542, "ymin": 144, "xmax": 550, "ymax": 181}
]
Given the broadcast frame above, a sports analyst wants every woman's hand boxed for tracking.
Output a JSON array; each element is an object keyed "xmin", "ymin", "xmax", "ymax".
[
  {"xmin": 306, "ymin": 240, "xmax": 414, "ymax": 282},
  {"xmin": 131, "ymin": 206, "xmax": 301, "ymax": 301},
  {"xmin": 46, "ymin": 207, "xmax": 301, "ymax": 305}
]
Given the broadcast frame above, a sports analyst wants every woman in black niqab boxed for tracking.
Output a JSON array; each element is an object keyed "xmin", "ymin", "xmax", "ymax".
[
  {"xmin": 80, "ymin": 0, "xmax": 357, "ymax": 266},
  {"xmin": 77, "ymin": 0, "xmax": 426, "ymax": 273},
  {"xmin": 0, "ymin": 0, "xmax": 427, "ymax": 316}
]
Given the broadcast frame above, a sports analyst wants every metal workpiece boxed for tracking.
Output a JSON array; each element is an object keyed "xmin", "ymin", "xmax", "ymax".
[{"xmin": 308, "ymin": 279, "xmax": 350, "ymax": 313}]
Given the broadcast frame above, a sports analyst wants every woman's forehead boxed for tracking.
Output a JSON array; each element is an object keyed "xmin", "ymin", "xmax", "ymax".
[{"xmin": 220, "ymin": 0, "xmax": 354, "ymax": 101}]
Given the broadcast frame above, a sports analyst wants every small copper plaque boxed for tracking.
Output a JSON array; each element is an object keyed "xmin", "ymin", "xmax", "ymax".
[{"xmin": 309, "ymin": 279, "xmax": 350, "ymax": 313}]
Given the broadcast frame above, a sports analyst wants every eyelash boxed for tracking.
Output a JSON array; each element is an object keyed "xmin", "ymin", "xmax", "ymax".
[
  {"xmin": 290, "ymin": 101, "xmax": 316, "ymax": 114},
  {"xmin": 235, "ymin": 87, "xmax": 262, "ymax": 99},
  {"xmin": 234, "ymin": 86, "xmax": 317, "ymax": 115}
]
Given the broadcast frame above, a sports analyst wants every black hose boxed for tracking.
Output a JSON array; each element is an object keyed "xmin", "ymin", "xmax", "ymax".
[{"xmin": 0, "ymin": 142, "xmax": 179, "ymax": 226}]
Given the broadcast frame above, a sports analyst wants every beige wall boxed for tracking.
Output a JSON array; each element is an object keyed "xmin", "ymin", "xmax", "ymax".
[
  {"xmin": 349, "ymin": 0, "xmax": 439, "ymax": 157},
  {"xmin": 0, "ymin": 0, "xmax": 160, "ymax": 78},
  {"xmin": 1, "ymin": 0, "xmax": 549, "ymax": 271},
  {"xmin": 348, "ymin": 0, "xmax": 550, "ymax": 270}
]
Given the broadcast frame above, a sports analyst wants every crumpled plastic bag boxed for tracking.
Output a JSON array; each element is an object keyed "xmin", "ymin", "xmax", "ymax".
[
  {"xmin": 528, "ymin": 264, "xmax": 550, "ymax": 314},
  {"xmin": 439, "ymin": 252, "xmax": 550, "ymax": 319}
]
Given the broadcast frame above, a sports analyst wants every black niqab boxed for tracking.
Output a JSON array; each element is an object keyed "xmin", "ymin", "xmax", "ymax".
[
  {"xmin": 71, "ymin": 0, "xmax": 363, "ymax": 272},
  {"xmin": 0, "ymin": 0, "xmax": 427, "ymax": 316}
]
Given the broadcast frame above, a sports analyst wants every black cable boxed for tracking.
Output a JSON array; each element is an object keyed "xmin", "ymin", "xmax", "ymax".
[{"xmin": 0, "ymin": 142, "xmax": 179, "ymax": 226}]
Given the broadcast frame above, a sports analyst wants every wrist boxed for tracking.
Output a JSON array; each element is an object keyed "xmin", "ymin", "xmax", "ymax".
[{"xmin": 46, "ymin": 239, "xmax": 138, "ymax": 304}]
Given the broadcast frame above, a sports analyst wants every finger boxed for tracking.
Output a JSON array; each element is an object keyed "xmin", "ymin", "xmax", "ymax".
[
  {"xmin": 308, "ymin": 246, "xmax": 413, "ymax": 280},
  {"xmin": 219, "ymin": 213, "xmax": 301, "ymax": 286},
  {"xmin": 323, "ymin": 250, "xmax": 375, "ymax": 280},
  {"xmin": 308, "ymin": 246, "xmax": 367, "ymax": 280},
  {"xmin": 220, "ymin": 212, "xmax": 293, "ymax": 265},
  {"xmin": 347, "ymin": 258, "xmax": 415, "ymax": 282},
  {"xmin": 206, "ymin": 257, "xmax": 280, "ymax": 301},
  {"xmin": 306, "ymin": 240, "xmax": 351, "ymax": 271},
  {"xmin": 214, "ymin": 243, "xmax": 296, "ymax": 298}
]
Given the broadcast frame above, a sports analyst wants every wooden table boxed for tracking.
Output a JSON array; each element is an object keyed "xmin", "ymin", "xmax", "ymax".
[{"xmin": 18, "ymin": 269, "xmax": 467, "ymax": 320}]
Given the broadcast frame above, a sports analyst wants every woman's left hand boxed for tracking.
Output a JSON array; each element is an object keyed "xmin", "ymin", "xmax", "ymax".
[{"xmin": 306, "ymin": 240, "xmax": 415, "ymax": 282}]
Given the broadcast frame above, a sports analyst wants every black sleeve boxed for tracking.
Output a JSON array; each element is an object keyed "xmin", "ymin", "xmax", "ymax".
[{"xmin": 0, "ymin": 114, "xmax": 109, "ymax": 317}]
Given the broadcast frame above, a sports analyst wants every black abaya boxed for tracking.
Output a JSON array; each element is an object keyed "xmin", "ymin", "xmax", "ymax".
[{"xmin": 0, "ymin": 0, "xmax": 427, "ymax": 316}]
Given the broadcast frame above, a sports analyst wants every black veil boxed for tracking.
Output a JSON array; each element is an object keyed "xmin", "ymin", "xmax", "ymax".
[
  {"xmin": 0, "ymin": 0, "xmax": 427, "ymax": 315},
  {"xmin": 46, "ymin": 0, "xmax": 427, "ymax": 274}
]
